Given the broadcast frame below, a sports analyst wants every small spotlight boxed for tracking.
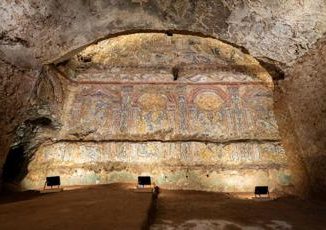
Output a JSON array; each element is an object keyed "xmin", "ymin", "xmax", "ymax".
[
  {"xmin": 44, "ymin": 176, "xmax": 61, "ymax": 189},
  {"xmin": 138, "ymin": 176, "xmax": 151, "ymax": 188},
  {"xmin": 254, "ymin": 186, "xmax": 270, "ymax": 198}
]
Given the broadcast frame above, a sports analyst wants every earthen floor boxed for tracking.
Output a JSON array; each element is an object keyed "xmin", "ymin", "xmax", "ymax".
[
  {"xmin": 1, "ymin": 184, "xmax": 326, "ymax": 230},
  {"xmin": 0, "ymin": 184, "xmax": 153, "ymax": 230},
  {"xmin": 151, "ymin": 190, "xmax": 326, "ymax": 230}
]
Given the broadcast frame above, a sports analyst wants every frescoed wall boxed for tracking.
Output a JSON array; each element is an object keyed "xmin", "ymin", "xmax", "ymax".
[
  {"xmin": 58, "ymin": 83, "xmax": 279, "ymax": 141},
  {"xmin": 23, "ymin": 34, "xmax": 293, "ymax": 192}
]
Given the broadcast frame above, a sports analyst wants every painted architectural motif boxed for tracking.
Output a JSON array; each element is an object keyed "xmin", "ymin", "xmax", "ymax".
[
  {"xmin": 60, "ymin": 83, "xmax": 279, "ymax": 141},
  {"xmin": 24, "ymin": 34, "xmax": 292, "ymax": 192}
]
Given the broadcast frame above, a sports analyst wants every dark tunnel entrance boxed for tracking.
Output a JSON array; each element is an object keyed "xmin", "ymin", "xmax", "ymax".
[{"xmin": 2, "ymin": 145, "xmax": 29, "ymax": 186}]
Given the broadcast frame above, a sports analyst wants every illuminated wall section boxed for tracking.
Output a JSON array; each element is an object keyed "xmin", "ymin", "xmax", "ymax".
[{"xmin": 22, "ymin": 34, "xmax": 292, "ymax": 192}]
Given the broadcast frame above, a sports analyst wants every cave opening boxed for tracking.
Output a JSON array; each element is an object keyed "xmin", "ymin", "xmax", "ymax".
[
  {"xmin": 2, "ymin": 145, "xmax": 29, "ymax": 185},
  {"xmin": 2, "ymin": 116, "xmax": 53, "ymax": 189}
]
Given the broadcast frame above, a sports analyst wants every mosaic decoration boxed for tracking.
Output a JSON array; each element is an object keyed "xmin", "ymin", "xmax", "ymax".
[
  {"xmin": 23, "ymin": 141, "xmax": 291, "ymax": 192},
  {"xmin": 24, "ymin": 34, "xmax": 292, "ymax": 192},
  {"xmin": 29, "ymin": 142, "xmax": 286, "ymax": 166},
  {"xmin": 59, "ymin": 84, "xmax": 279, "ymax": 141}
]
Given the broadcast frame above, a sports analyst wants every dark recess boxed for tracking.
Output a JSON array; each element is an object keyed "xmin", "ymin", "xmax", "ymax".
[
  {"xmin": 2, "ymin": 145, "xmax": 29, "ymax": 183},
  {"xmin": 77, "ymin": 54, "xmax": 92, "ymax": 63},
  {"xmin": 25, "ymin": 117, "xmax": 52, "ymax": 127},
  {"xmin": 258, "ymin": 59, "xmax": 285, "ymax": 81},
  {"xmin": 172, "ymin": 66, "xmax": 179, "ymax": 81}
]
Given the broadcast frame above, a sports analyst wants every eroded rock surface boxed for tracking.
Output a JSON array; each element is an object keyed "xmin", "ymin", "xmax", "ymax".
[
  {"xmin": 277, "ymin": 37, "xmax": 326, "ymax": 197},
  {"xmin": 0, "ymin": 60, "xmax": 37, "ymax": 176},
  {"xmin": 0, "ymin": 0, "xmax": 325, "ymax": 67}
]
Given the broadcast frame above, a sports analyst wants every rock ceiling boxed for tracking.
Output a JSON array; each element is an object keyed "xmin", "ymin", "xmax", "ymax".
[{"xmin": 0, "ymin": 0, "xmax": 326, "ymax": 68}]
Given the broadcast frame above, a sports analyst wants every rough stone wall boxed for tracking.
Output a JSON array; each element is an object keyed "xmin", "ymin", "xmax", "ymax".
[
  {"xmin": 0, "ymin": 60, "xmax": 37, "ymax": 179},
  {"xmin": 0, "ymin": 59, "xmax": 67, "ymax": 189},
  {"xmin": 277, "ymin": 38, "xmax": 326, "ymax": 197},
  {"xmin": 1, "ymin": 0, "xmax": 325, "ymax": 67},
  {"xmin": 22, "ymin": 34, "xmax": 293, "ymax": 193}
]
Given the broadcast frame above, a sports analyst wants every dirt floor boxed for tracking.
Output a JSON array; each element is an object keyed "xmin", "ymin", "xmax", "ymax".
[
  {"xmin": 1, "ymin": 185, "xmax": 326, "ymax": 230},
  {"xmin": 0, "ymin": 184, "xmax": 153, "ymax": 230},
  {"xmin": 151, "ymin": 190, "xmax": 326, "ymax": 230}
]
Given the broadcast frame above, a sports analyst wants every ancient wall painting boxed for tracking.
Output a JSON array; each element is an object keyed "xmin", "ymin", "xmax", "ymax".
[
  {"xmin": 132, "ymin": 91, "xmax": 174, "ymax": 135},
  {"xmin": 45, "ymin": 69, "xmax": 286, "ymax": 192},
  {"xmin": 59, "ymin": 33, "xmax": 272, "ymax": 85},
  {"xmin": 65, "ymin": 86, "xmax": 121, "ymax": 138},
  {"xmin": 59, "ymin": 83, "xmax": 279, "ymax": 141},
  {"xmin": 30, "ymin": 142, "xmax": 287, "ymax": 166},
  {"xmin": 23, "ymin": 34, "xmax": 292, "ymax": 193},
  {"xmin": 23, "ymin": 141, "xmax": 291, "ymax": 192}
]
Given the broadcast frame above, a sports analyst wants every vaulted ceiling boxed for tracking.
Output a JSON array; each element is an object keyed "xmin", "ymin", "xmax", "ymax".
[{"xmin": 0, "ymin": 0, "xmax": 325, "ymax": 68}]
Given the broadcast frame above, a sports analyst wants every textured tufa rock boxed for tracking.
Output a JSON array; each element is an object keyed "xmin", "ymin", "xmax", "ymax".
[{"xmin": 0, "ymin": 0, "xmax": 325, "ymax": 67}]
